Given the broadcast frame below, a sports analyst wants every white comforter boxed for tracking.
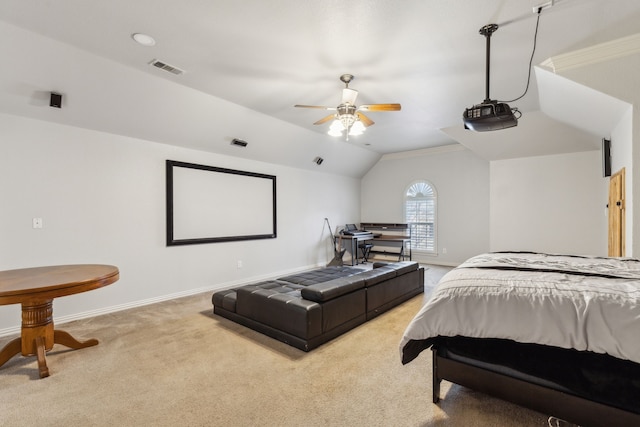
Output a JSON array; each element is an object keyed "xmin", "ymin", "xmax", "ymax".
[{"xmin": 400, "ymin": 252, "xmax": 640, "ymax": 364}]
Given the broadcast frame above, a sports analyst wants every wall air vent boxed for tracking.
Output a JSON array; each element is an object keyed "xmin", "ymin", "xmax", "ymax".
[{"xmin": 149, "ymin": 59, "xmax": 185, "ymax": 75}]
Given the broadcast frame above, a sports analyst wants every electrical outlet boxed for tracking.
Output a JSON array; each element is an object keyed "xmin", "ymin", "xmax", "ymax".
[
  {"xmin": 32, "ymin": 218, "xmax": 43, "ymax": 229},
  {"xmin": 237, "ymin": 260, "xmax": 243, "ymax": 269},
  {"xmin": 442, "ymin": 248, "xmax": 447, "ymax": 254}
]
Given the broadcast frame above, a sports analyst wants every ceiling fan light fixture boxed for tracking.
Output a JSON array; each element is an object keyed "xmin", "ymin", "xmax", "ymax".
[
  {"xmin": 349, "ymin": 120, "xmax": 366, "ymax": 136},
  {"xmin": 328, "ymin": 127, "xmax": 343, "ymax": 137},
  {"xmin": 340, "ymin": 114, "xmax": 355, "ymax": 129},
  {"xmin": 295, "ymin": 74, "xmax": 400, "ymax": 140},
  {"xmin": 328, "ymin": 115, "xmax": 366, "ymax": 138},
  {"xmin": 329, "ymin": 119, "xmax": 345, "ymax": 131}
]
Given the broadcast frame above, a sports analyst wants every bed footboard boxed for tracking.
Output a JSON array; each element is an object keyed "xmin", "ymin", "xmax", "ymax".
[{"xmin": 431, "ymin": 348, "xmax": 640, "ymax": 427}]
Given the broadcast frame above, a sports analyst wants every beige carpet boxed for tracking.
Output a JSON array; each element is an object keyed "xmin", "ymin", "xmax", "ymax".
[{"xmin": 0, "ymin": 265, "xmax": 551, "ymax": 426}]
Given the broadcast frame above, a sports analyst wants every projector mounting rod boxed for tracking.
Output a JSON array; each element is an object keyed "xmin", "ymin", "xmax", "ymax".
[{"xmin": 479, "ymin": 24, "xmax": 499, "ymax": 103}]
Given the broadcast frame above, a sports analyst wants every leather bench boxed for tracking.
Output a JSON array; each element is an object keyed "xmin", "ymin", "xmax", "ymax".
[{"xmin": 212, "ymin": 261, "xmax": 424, "ymax": 351}]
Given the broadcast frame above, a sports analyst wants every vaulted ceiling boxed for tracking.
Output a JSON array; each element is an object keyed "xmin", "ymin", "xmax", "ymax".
[{"xmin": 1, "ymin": 1, "xmax": 639, "ymax": 176}]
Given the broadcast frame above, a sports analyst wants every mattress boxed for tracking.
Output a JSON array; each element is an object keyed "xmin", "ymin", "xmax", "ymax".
[{"xmin": 401, "ymin": 252, "xmax": 640, "ymax": 365}]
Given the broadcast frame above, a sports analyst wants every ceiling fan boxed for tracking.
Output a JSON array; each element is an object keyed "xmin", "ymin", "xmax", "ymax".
[{"xmin": 294, "ymin": 74, "xmax": 401, "ymax": 140}]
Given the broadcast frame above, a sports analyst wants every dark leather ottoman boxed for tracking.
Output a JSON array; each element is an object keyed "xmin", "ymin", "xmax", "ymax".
[{"xmin": 212, "ymin": 262, "xmax": 424, "ymax": 351}]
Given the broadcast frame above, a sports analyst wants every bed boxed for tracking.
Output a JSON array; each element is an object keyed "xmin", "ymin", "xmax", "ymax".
[{"xmin": 400, "ymin": 252, "xmax": 640, "ymax": 427}]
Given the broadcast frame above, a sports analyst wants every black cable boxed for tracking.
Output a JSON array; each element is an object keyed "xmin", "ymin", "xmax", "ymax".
[{"xmin": 500, "ymin": 8, "xmax": 543, "ymax": 104}]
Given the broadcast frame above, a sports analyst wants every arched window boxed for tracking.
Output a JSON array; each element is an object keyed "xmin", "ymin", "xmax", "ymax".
[{"xmin": 404, "ymin": 181, "xmax": 436, "ymax": 254}]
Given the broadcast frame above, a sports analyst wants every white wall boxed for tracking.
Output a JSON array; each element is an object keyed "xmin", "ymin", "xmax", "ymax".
[
  {"xmin": 0, "ymin": 113, "xmax": 360, "ymax": 334},
  {"xmin": 558, "ymin": 53, "xmax": 639, "ymax": 257},
  {"xmin": 361, "ymin": 145, "xmax": 490, "ymax": 265},
  {"xmin": 610, "ymin": 106, "xmax": 634, "ymax": 256},
  {"xmin": 490, "ymin": 150, "xmax": 608, "ymax": 256}
]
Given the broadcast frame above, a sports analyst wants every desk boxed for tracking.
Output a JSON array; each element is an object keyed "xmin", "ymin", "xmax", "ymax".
[
  {"xmin": 337, "ymin": 233, "xmax": 374, "ymax": 265},
  {"xmin": 359, "ymin": 223, "xmax": 412, "ymax": 262},
  {"xmin": 0, "ymin": 264, "xmax": 119, "ymax": 378},
  {"xmin": 370, "ymin": 235, "xmax": 411, "ymax": 261}
]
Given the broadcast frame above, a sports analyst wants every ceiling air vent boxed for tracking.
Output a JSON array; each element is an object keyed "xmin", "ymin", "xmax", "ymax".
[
  {"xmin": 149, "ymin": 59, "xmax": 185, "ymax": 75},
  {"xmin": 231, "ymin": 138, "xmax": 248, "ymax": 147}
]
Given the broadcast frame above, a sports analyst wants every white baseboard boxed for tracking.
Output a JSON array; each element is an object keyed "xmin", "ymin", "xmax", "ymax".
[{"xmin": 0, "ymin": 262, "xmax": 322, "ymax": 339}]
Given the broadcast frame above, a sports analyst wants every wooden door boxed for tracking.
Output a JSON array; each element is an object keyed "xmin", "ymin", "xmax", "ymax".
[{"xmin": 608, "ymin": 168, "xmax": 625, "ymax": 257}]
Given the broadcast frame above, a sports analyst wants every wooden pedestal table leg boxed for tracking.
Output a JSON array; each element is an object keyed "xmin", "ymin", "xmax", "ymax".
[
  {"xmin": 0, "ymin": 336, "xmax": 50, "ymax": 378},
  {"xmin": 21, "ymin": 300, "xmax": 55, "ymax": 378},
  {"xmin": 35, "ymin": 336, "xmax": 49, "ymax": 377},
  {"xmin": 0, "ymin": 337, "xmax": 22, "ymax": 369},
  {"xmin": 0, "ymin": 264, "xmax": 119, "ymax": 378},
  {"xmin": 53, "ymin": 330, "xmax": 99, "ymax": 349},
  {"xmin": 18, "ymin": 301, "xmax": 99, "ymax": 378}
]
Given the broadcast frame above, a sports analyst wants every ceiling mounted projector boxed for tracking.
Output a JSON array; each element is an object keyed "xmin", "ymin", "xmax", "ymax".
[
  {"xmin": 463, "ymin": 24, "xmax": 518, "ymax": 132},
  {"xmin": 463, "ymin": 100, "xmax": 517, "ymax": 131}
]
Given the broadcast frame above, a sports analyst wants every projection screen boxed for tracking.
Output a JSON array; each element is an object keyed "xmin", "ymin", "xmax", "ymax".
[{"xmin": 166, "ymin": 160, "xmax": 277, "ymax": 246}]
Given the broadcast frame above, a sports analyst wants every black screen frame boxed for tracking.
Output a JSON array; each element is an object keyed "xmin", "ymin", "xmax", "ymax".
[{"xmin": 166, "ymin": 160, "xmax": 277, "ymax": 246}]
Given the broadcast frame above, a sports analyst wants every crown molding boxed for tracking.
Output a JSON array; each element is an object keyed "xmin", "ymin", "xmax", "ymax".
[{"xmin": 541, "ymin": 32, "xmax": 640, "ymax": 73}]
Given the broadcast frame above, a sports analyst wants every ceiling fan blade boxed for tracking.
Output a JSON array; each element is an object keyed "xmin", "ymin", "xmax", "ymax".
[
  {"xmin": 356, "ymin": 112, "xmax": 375, "ymax": 127},
  {"xmin": 358, "ymin": 103, "xmax": 401, "ymax": 112},
  {"xmin": 342, "ymin": 88, "xmax": 358, "ymax": 105},
  {"xmin": 294, "ymin": 104, "xmax": 336, "ymax": 110},
  {"xmin": 313, "ymin": 114, "xmax": 336, "ymax": 125}
]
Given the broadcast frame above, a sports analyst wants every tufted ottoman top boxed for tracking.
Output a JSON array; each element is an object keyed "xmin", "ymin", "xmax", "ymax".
[{"xmin": 277, "ymin": 266, "xmax": 364, "ymax": 286}]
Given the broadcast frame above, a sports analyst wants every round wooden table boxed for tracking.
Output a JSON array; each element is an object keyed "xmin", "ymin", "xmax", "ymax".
[{"xmin": 0, "ymin": 264, "xmax": 119, "ymax": 378}]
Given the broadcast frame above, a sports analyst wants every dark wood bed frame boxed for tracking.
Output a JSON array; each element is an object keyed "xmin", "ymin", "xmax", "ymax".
[{"xmin": 432, "ymin": 348, "xmax": 640, "ymax": 427}]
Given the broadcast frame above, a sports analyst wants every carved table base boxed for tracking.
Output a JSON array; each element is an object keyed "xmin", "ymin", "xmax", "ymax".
[
  {"xmin": 0, "ymin": 264, "xmax": 119, "ymax": 378},
  {"xmin": 0, "ymin": 300, "xmax": 99, "ymax": 378}
]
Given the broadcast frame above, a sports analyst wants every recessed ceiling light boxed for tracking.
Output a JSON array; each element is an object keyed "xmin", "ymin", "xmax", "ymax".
[{"xmin": 132, "ymin": 33, "xmax": 156, "ymax": 47}]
